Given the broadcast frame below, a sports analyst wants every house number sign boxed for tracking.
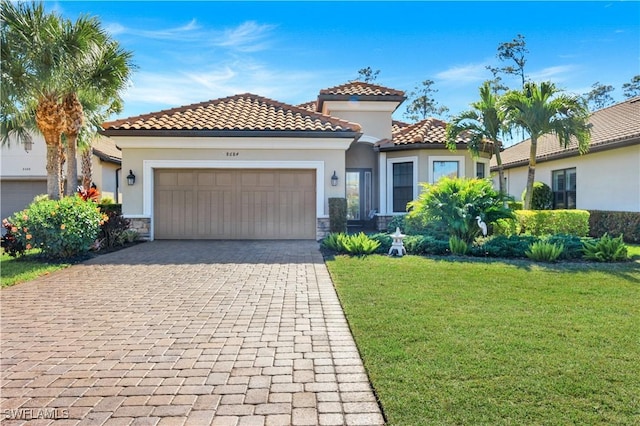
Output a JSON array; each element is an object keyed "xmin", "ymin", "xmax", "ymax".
[{"xmin": 226, "ymin": 152, "xmax": 239, "ymax": 157}]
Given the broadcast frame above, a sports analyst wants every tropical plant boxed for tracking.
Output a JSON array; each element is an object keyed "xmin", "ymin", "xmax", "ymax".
[
  {"xmin": 582, "ymin": 233, "xmax": 628, "ymax": 262},
  {"xmin": 500, "ymin": 81, "xmax": 591, "ymax": 209},
  {"xmin": 446, "ymin": 81, "xmax": 507, "ymax": 193},
  {"xmin": 449, "ymin": 236, "xmax": 469, "ymax": 255},
  {"xmin": 407, "ymin": 177, "xmax": 514, "ymax": 243},
  {"xmin": 525, "ymin": 240, "xmax": 564, "ymax": 263},
  {"xmin": 338, "ymin": 232, "xmax": 381, "ymax": 255},
  {"xmin": 1, "ymin": 1, "xmax": 134, "ymax": 199}
]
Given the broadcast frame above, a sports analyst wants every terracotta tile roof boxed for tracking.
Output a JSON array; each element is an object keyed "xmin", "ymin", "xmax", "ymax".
[
  {"xmin": 494, "ymin": 96, "xmax": 640, "ymax": 169},
  {"xmin": 297, "ymin": 100, "xmax": 318, "ymax": 112},
  {"xmin": 102, "ymin": 93, "xmax": 361, "ymax": 136},
  {"xmin": 92, "ymin": 136, "xmax": 121, "ymax": 164},
  {"xmin": 319, "ymin": 82, "xmax": 405, "ymax": 98},
  {"xmin": 377, "ymin": 117, "xmax": 489, "ymax": 152},
  {"xmin": 392, "ymin": 120, "xmax": 410, "ymax": 133}
]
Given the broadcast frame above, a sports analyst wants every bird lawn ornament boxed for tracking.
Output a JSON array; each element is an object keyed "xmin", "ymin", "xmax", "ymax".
[{"xmin": 476, "ymin": 216, "xmax": 488, "ymax": 237}]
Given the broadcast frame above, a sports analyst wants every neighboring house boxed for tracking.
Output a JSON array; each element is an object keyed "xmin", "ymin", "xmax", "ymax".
[
  {"xmin": 492, "ymin": 97, "xmax": 640, "ymax": 212},
  {"xmin": 1, "ymin": 134, "xmax": 122, "ymax": 223},
  {"xmin": 101, "ymin": 82, "xmax": 493, "ymax": 241}
]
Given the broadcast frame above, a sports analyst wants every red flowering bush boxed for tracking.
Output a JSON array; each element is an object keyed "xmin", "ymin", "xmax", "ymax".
[{"xmin": 1, "ymin": 218, "xmax": 27, "ymax": 257}]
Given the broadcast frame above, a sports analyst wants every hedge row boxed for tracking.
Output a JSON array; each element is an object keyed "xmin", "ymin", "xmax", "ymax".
[{"xmin": 588, "ymin": 210, "xmax": 640, "ymax": 243}]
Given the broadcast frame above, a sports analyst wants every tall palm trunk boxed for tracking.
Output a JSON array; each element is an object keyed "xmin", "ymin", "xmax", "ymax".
[
  {"xmin": 81, "ymin": 147, "xmax": 93, "ymax": 190},
  {"xmin": 63, "ymin": 93, "xmax": 84, "ymax": 196},
  {"xmin": 493, "ymin": 144, "xmax": 505, "ymax": 194},
  {"xmin": 523, "ymin": 135, "xmax": 538, "ymax": 209},
  {"xmin": 35, "ymin": 94, "xmax": 66, "ymax": 200}
]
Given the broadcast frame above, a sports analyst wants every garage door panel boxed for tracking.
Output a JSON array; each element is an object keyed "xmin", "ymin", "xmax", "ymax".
[{"xmin": 155, "ymin": 169, "xmax": 315, "ymax": 239}]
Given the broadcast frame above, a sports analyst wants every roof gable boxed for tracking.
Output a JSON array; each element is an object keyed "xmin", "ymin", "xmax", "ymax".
[{"xmin": 102, "ymin": 93, "xmax": 362, "ymax": 137}]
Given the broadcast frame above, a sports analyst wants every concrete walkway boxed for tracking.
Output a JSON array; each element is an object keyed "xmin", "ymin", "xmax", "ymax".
[{"xmin": 1, "ymin": 241, "xmax": 384, "ymax": 426}]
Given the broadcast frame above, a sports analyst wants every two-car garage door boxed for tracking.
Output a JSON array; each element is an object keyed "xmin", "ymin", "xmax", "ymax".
[{"xmin": 154, "ymin": 169, "xmax": 316, "ymax": 239}]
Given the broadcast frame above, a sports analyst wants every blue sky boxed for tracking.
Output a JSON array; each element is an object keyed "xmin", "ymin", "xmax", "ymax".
[{"xmin": 50, "ymin": 1, "xmax": 639, "ymax": 131}]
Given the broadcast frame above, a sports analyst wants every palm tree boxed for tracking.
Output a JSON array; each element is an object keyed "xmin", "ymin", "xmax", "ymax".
[
  {"xmin": 500, "ymin": 81, "xmax": 591, "ymax": 209},
  {"xmin": 445, "ymin": 81, "xmax": 507, "ymax": 194},
  {"xmin": 1, "ymin": 1, "xmax": 133, "ymax": 199}
]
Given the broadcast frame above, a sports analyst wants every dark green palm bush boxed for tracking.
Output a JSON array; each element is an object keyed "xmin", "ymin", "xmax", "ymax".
[{"xmin": 407, "ymin": 177, "xmax": 514, "ymax": 243}]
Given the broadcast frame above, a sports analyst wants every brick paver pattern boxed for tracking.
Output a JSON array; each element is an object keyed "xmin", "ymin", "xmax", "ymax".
[{"xmin": 1, "ymin": 241, "xmax": 385, "ymax": 425}]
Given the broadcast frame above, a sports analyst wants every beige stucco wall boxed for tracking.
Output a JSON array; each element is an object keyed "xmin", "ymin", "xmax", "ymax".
[
  {"xmin": 321, "ymin": 100, "xmax": 399, "ymax": 141},
  {"xmin": 92, "ymin": 158, "xmax": 121, "ymax": 203},
  {"xmin": 116, "ymin": 136, "xmax": 352, "ymax": 217},
  {"xmin": 501, "ymin": 143, "xmax": 640, "ymax": 212}
]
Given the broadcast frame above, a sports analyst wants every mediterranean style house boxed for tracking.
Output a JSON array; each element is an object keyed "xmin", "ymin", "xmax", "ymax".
[
  {"xmin": 101, "ymin": 82, "xmax": 493, "ymax": 240},
  {"xmin": 492, "ymin": 96, "xmax": 640, "ymax": 212},
  {"xmin": 1, "ymin": 135, "xmax": 122, "ymax": 223}
]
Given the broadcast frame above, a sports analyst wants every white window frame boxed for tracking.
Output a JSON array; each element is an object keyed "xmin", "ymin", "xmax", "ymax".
[
  {"xmin": 386, "ymin": 156, "xmax": 418, "ymax": 214},
  {"xmin": 475, "ymin": 159, "xmax": 490, "ymax": 179},
  {"xmin": 429, "ymin": 156, "xmax": 466, "ymax": 183}
]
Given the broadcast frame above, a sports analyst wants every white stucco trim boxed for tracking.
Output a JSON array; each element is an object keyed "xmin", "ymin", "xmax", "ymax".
[
  {"xmin": 386, "ymin": 156, "xmax": 418, "ymax": 214},
  {"xmin": 357, "ymin": 134, "xmax": 381, "ymax": 144},
  {"xmin": 142, "ymin": 160, "xmax": 326, "ymax": 240},
  {"xmin": 378, "ymin": 152, "xmax": 387, "ymax": 215},
  {"xmin": 428, "ymin": 155, "xmax": 466, "ymax": 183}
]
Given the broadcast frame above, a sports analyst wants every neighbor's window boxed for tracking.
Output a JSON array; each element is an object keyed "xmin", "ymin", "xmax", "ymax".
[
  {"xmin": 476, "ymin": 163, "xmax": 486, "ymax": 179},
  {"xmin": 433, "ymin": 161, "xmax": 459, "ymax": 182},
  {"xmin": 393, "ymin": 162, "xmax": 414, "ymax": 212},
  {"xmin": 552, "ymin": 168, "xmax": 576, "ymax": 209}
]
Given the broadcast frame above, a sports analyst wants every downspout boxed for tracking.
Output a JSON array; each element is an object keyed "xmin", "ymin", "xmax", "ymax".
[{"xmin": 115, "ymin": 167, "xmax": 121, "ymax": 204}]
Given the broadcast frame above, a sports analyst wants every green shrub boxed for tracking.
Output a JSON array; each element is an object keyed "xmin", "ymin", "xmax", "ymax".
[
  {"xmin": 403, "ymin": 235, "xmax": 450, "ymax": 255},
  {"xmin": 471, "ymin": 235, "xmax": 538, "ymax": 258},
  {"xmin": 117, "ymin": 229, "xmax": 139, "ymax": 245},
  {"xmin": 526, "ymin": 240, "xmax": 564, "ymax": 263},
  {"xmin": 7, "ymin": 195, "xmax": 105, "ymax": 259},
  {"xmin": 321, "ymin": 232, "xmax": 381, "ymax": 255},
  {"xmin": 329, "ymin": 198, "xmax": 347, "ymax": 233},
  {"xmin": 522, "ymin": 182, "xmax": 553, "ymax": 210},
  {"xmin": 368, "ymin": 233, "xmax": 392, "ymax": 254},
  {"xmin": 588, "ymin": 210, "xmax": 640, "ymax": 244},
  {"xmin": 516, "ymin": 210, "xmax": 589, "ymax": 237},
  {"xmin": 339, "ymin": 232, "xmax": 380, "ymax": 255},
  {"xmin": 546, "ymin": 234, "xmax": 590, "ymax": 260},
  {"xmin": 508, "ymin": 201, "xmax": 523, "ymax": 210},
  {"xmin": 386, "ymin": 215, "xmax": 406, "ymax": 233},
  {"xmin": 582, "ymin": 233, "xmax": 628, "ymax": 262},
  {"xmin": 321, "ymin": 233, "xmax": 344, "ymax": 252},
  {"xmin": 407, "ymin": 177, "xmax": 514, "ymax": 243},
  {"xmin": 492, "ymin": 218, "xmax": 518, "ymax": 236},
  {"xmin": 449, "ymin": 236, "xmax": 469, "ymax": 255}
]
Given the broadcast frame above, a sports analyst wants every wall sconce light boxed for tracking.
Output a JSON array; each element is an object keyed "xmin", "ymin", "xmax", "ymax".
[
  {"xmin": 331, "ymin": 171, "xmax": 339, "ymax": 186},
  {"xmin": 23, "ymin": 138, "xmax": 33, "ymax": 153},
  {"xmin": 126, "ymin": 170, "xmax": 136, "ymax": 186}
]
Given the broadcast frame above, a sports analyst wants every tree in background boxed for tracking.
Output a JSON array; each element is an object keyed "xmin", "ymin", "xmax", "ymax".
[
  {"xmin": 445, "ymin": 81, "xmax": 507, "ymax": 194},
  {"xmin": 1, "ymin": 0, "xmax": 133, "ymax": 199},
  {"xmin": 622, "ymin": 75, "xmax": 640, "ymax": 98},
  {"xmin": 487, "ymin": 34, "xmax": 529, "ymax": 89},
  {"xmin": 356, "ymin": 66, "xmax": 380, "ymax": 83},
  {"xmin": 404, "ymin": 79, "xmax": 449, "ymax": 122},
  {"xmin": 584, "ymin": 82, "xmax": 615, "ymax": 110},
  {"xmin": 500, "ymin": 81, "xmax": 591, "ymax": 210}
]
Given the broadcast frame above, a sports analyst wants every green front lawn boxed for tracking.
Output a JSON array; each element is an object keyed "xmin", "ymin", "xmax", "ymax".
[
  {"xmin": 327, "ymin": 255, "xmax": 640, "ymax": 425},
  {"xmin": 1, "ymin": 250, "xmax": 70, "ymax": 287}
]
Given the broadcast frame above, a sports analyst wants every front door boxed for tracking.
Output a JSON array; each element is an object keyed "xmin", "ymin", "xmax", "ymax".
[{"xmin": 346, "ymin": 169, "xmax": 372, "ymax": 227}]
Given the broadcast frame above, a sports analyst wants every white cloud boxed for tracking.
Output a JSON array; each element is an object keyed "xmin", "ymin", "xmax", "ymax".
[
  {"xmin": 120, "ymin": 60, "xmax": 326, "ymax": 116},
  {"xmin": 528, "ymin": 65, "xmax": 577, "ymax": 82},
  {"xmin": 435, "ymin": 63, "xmax": 490, "ymax": 85},
  {"xmin": 214, "ymin": 21, "xmax": 277, "ymax": 52}
]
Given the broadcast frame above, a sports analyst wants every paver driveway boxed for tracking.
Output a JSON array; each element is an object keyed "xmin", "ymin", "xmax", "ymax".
[{"xmin": 1, "ymin": 241, "xmax": 384, "ymax": 426}]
